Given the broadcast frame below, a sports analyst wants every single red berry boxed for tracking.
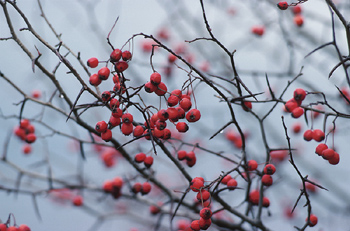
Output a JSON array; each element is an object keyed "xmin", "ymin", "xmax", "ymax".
[
  {"xmin": 31, "ymin": 89, "xmax": 41, "ymax": 99},
  {"xmin": 312, "ymin": 129, "xmax": 325, "ymax": 142},
  {"xmin": 190, "ymin": 220, "xmax": 200, "ymax": 231},
  {"xmin": 144, "ymin": 81, "xmax": 157, "ymax": 93},
  {"xmin": 112, "ymin": 108, "xmax": 123, "ymax": 118},
  {"xmin": 196, "ymin": 189, "xmax": 210, "ymax": 201},
  {"xmin": 200, "ymin": 207, "xmax": 212, "ymax": 220},
  {"xmin": 291, "ymin": 107, "xmax": 304, "ymax": 118},
  {"xmin": 284, "ymin": 99, "xmax": 299, "ymax": 112},
  {"xmin": 109, "ymin": 98, "xmax": 120, "ymax": 109},
  {"xmin": 294, "ymin": 88, "xmax": 307, "ymax": 101},
  {"xmin": 186, "ymin": 151, "xmax": 196, "ymax": 161},
  {"xmin": 155, "ymin": 82, "xmax": 167, "ymax": 96},
  {"xmin": 20, "ymin": 119, "xmax": 30, "ymax": 129},
  {"xmin": 167, "ymin": 95, "xmax": 179, "ymax": 107},
  {"xmin": 101, "ymin": 129, "xmax": 112, "ymax": 141},
  {"xmin": 87, "ymin": 57, "xmax": 99, "ymax": 68},
  {"xmin": 328, "ymin": 151, "xmax": 340, "ymax": 165},
  {"xmin": 176, "ymin": 122, "xmax": 189, "ymax": 133},
  {"xmin": 177, "ymin": 150, "xmax": 187, "ymax": 160},
  {"xmin": 133, "ymin": 125, "xmax": 145, "ymax": 137},
  {"xmin": 242, "ymin": 101, "xmax": 252, "ymax": 111},
  {"xmin": 171, "ymin": 89, "xmax": 182, "ymax": 98},
  {"xmin": 113, "ymin": 176, "xmax": 124, "ymax": 188},
  {"xmin": 122, "ymin": 113, "xmax": 133, "ymax": 124},
  {"xmin": 176, "ymin": 106, "xmax": 186, "ymax": 119},
  {"xmin": 0, "ymin": 224, "xmax": 7, "ymax": 231},
  {"xmin": 98, "ymin": 67, "xmax": 110, "ymax": 80},
  {"xmin": 25, "ymin": 133, "xmax": 36, "ymax": 143},
  {"xmin": 303, "ymin": 129, "xmax": 314, "ymax": 141},
  {"xmin": 152, "ymin": 128, "xmax": 164, "ymax": 138},
  {"xmin": 315, "ymin": 143, "xmax": 328, "ymax": 156},
  {"xmin": 95, "ymin": 121, "xmax": 108, "ymax": 133},
  {"xmin": 162, "ymin": 128, "xmax": 171, "ymax": 140},
  {"xmin": 121, "ymin": 123, "xmax": 133, "ymax": 136},
  {"xmin": 249, "ymin": 190, "xmax": 260, "ymax": 205},
  {"xmin": 292, "ymin": 5, "xmax": 302, "ymax": 14},
  {"xmin": 306, "ymin": 214, "xmax": 318, "ymax": 227},
  {"xmin": 144, "ymin": 156, "xmax": 154, "ymax": 168},
  {"xmin": 186, "ymin": 109, "xmax": 201, "ymax": 122},
  {"xmin": 294, "ymin": 15, "xmax": 304, "ymax": 27},
  {"xmin": 167, "ymin": 107, "xmax": 179, "ymax": 121},
  {"xmin": 110, "ymin": 49, "xmax": 122, "ymax": 62},
  {"xmin": 72, "ymin": 195, "xmax": 83, "ymax": 206},
  {"xmin": 221, "ymin": 175, "xmax": 232, "ymax": 185},
  {"xmin": 150, "ymin": 204, "xmax": 161, "ymax": 215},
  {"xmin": 247, "ymin": 159, "xmax": 258, "ymax": 171},
  {"xmin": 89, "ymin": 73, "xmax": 102, "ymax": 86},
  {"xmin": 157, "ymin": 109, "xmax": 169, "ymax": 121},
  {"xmin": 262, "ymin": 197, "xmax": 270, "ymax": 207},
  {"xmin": 115, "ymin": 61, "xmax": 128, "ymax": 73},
  {"xmin": 321, "ymin": 148, "xmax": 335, "ymax": 160},
  {"xmin": 18, "ymin": 225, "xmax": 31, "ymax": 231},
  {"xmin": 227, "ymin": 178, "xmax": 238, "ymax": 189},
  {"xmin": 150, "ymin": 72, "xmax": 161, "ymax": 85},
  {"xmin": 263, "ymin": 164, "xmax": 276, "ymax": 175},
  {"xmin": 22, "ymin": 144, "xmax": 32, "ymax": 154},
  {"xmin": 141, "ymin": 182, "xmax": 152, "ymax": 195},
  {"xmin": 7, "ymin": 227, "xmax": 19, "ymax": 231},
  {"xmin": 179, "ymin": 98, "xmax": 192, "ymax": 111},
  {"xmin": 190, "ymin": 177, "xmax": 204, "ymax": 192},
  {"xmin": 251, "ymin": 26, "xmax": 265, "ymax": 36},
  {"xmin": 261, "ymin": 174, "xmax": 273, "ymax": 186},
  {"xmin": 277, "ymin": 1, "xmax": 289, "ymax": 10},
  {"xmin": 103, "ymin": 180, "xmax": 113, "ymax": 192},
  {"xmin": 101, "ymin": 91, "xmax": 111, "ymax": 102},
  {"xmin": 292, "ymin": 122, "xmax": 302, "ymax": 133},
  {"xmin": 155, "ymin": 120, "xmax": 167, "ymax": 130},
  {"xmin": 122, "ymin": 50, "xmax": 132, "ymax": 61},
  {"xmin": 134, "ymin": 152, "xmax": 146, "ymax": 163},
  {"xmin": 132, "ymin": 182, "xmax": 142, "ymax": 193}
]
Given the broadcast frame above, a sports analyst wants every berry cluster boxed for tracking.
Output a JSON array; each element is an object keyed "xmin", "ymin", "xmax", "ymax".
[
  {"xmin": 277, "ymin": 1, "xmax": 304, "ymax": 26},
  {"xmin": 303, "ymin": 129, "xmax": 325, "ymax": 142},
  {"xmin": 177, "ymin": 150, "xmax": 197, "ymax": 167},
  {"xmin": 102, "ymin": 176, "xmax": 124, "ymax": 199},
  {"xmin": 0, "ymin": 215, "xmax": 31, "ymax": 231},
  {"xmin": 134, "ymin": 152, "xmax": 154, "ymax": 168},
  {"xmin": 315, "ymin": 143, "xmax": 340, "ymax": 165},
  {"xmin": 13, "ymin": 119, "xmax": 37, "ymax": 155},
  {"xmin": 132, "ymin": 182, "xmax": 152, "ymax": 195},
  {"xmin": 284, "ymin": 88, "xmax": 307, "ymax": 118}
]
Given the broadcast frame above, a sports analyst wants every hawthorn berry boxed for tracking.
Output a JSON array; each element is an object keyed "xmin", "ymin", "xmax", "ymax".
[
  {"xmin": 134, "ymin": 152, "xmax": 146, "ymax": 163},
  {"xmin": 284, "ymin": 99, "xmax": 299, "ymax": 112},
  {"xmin": 177, "ymin": 150, "xmax": 187, "ymax": 160},
  {"xmin": 292, "ymin": 122, "xmax": 302, "ymax": 133},
  {"xmin": 112, "ymin": 108, "xmax": 123, "ymax": 118},
  {"xmin": 110, "ymin": 49, "xmax": 122, "ymax": 62},
  {"xmin": 103, "ymin": 180, "xmax": 114, "ymax": 192},
  {"xmin": 190, "ymin": 220, "xmax": 200, "ymax": 231},
  {"xmin": 292, "ymin": 5, "xmax": 302, "ymax": 14},
  {"xmin": 122, "ymin": 50, "xmax": 132, "ymax": 61},
  {"xmin": 89, "ymin": 73, "xmax": 102, "ymax": 86},
  {"xmin": 321, "ymin": 148, "xmax": 335, "ymax": 160},
  {"xmin": 306, "ymin": 214, "xmax": 318, "ymax": 227},
  {"xmin": 277, "ymin": 1, "xmax": 289, "ymax": 10},
  {"xmin": 122, "ymin": 113, "xmax": 133, "ymax": 124},
  {"xmin": 121, "ymin": 123, "xmax": 133, "ymax": 136},
  {"xmin": 167, "ymin": 95, "xmax": 179, "ymax": 107},
  {"xmin": 0, "ymin": 224, "xmax": 7, "ymax": 231},
  {"xmin": 294, "ymin": 88, "xmax": 307, "ymax": 101},
  {"xmin": 303, "ymin": 129, "xmax": 314, "ymax": 141},
  {"xmin": 171, "ymin": 89, "xmax": 182, "ymax": 98},
  {"xmin": 144, "ymin": 156, "xmax": 154, "ymax": 168},
  {"xmin": 95, "ymin": 121, "xmax": 108, "ymax": 133},
  {"xmin": 249, "ymin": 190, "xmax": 260, "ymax": 205},
  {"xmin": 294, "ymin": 15, "xmax": 304, "ymax": 27},
  {"xmin": 72, "ymin": 195, "xmax": 83, "ymax": 206},
  {"xmin": 115, "ymin": 61, "xmax": 129, "ymax": 73},
  {"xmin": 186, "ymin": 109, "xmax": 201, "ymax": 122},
  {"xmin": 7, "ymin": 227, "xmax": 19, "ymax": 231},
  {"xmin": 109, "ymin": 98, "xmax": 120, "ymax": 109},
  {"xmin": 179, "ymin": 98, "xmax": 192, "ymax": 111},
  {"xmin": 312, "ymin": 129, "xmax": 325, "ymax": 142},
  {"xmin": 162, "ymin": 128, "xmax": 171, "ymax": 140},
  {"xmin": 263, "ymin": 164, "xmax": 276, "ymax": 175},
  {"xmin": 20, "ymin": 119, "xmax": 30, "ymax": 128},
  {"xmin": 315, "ymin": 143, "xmax": 328, "ymax": 156},
  {"xmin": 155, "ymin": 120, "xmax": 167, "ymax": 130},
  {"xmin": 150, "ymin": 72, "xmax": 161, "ymax": 85},
  {"xmin": 109, "ymin": 116, "xmax": 121, "ymax": 127},
  {"xmin": 22, "ymin": 144, "xmax": 32, "ymax": 154},
  {"xmin": 176, "ymin": 122, "xmax": 189, "ymax": 133},
  {"xmin": 227, "ymin": 178, "xmax": 238, "ymax": 189},
  {"xmin": 157, "ymin": 109, "xmax": 169, "ymax": 121},
  {"xmin": 101, "ymin": 91, "xmax": 111, "ymax": 102},
  {"xmin": 197, "ymin": 189, "xmax": 210, "ymax": 201},
  {"xmin": 186, "ymin": 151, "xmax": 196, "ymax": 162},
  {"xmin": 190, "ymin": 177, "xmax": 204, "ymax": 192},
  {"xmin": 141, "ymin": 182, "xmax": 152, "ymax": 195},
  {"xmin": 200, "ymin": 207, "xmax": 213, "ymax": 220},
  {"xmin": 25, "ymin": 133, "xmax": 36, "ymax": 143},
  {"xmin": 176, "ymin": 106, "xmax": 186, "ymax": 119},
  {"xmin": 291, "ymin": 107, "xmax": 304, "ymax": 118},
  {"xmin": 133, "ymin": 125, "xmax": 145, "ymax": 137},
  {"xmin": 167, "ymin": 107, "xmax": 179, "ymax": 121},
  {"xmin": 199, "ymin": 217, "xmax": 212, "ymax": 230},
  {"xmin": 87, "ymin": 57, "xmax": 99, "ymax": 68},
  {"xmin": 31, "ymin": 89, "xmax": 41, "ymax": 99},
  {"xmin": 221, "ymin": 175, "xmax": 232, "ymax": 185},
  {"xmin": 132, "ymin": 182, "xmax": 142, "ymax": 193},
  {"xmin": 247, "ymin": 159, "xmax": 258, "ymax": 171},
  {"xmin": 261, "ymin": 174, "xmax": 273, "ymax": 186},
  {"xmin": 113, "ymin": 177, "xmax": 124, "ymax": 188},
  {"xmin": 144, "ymin": 81, "xmax": 157, "ymax": 93},
  {"xmin": 155, "ymin": 82, "xmax": 167, "ymax": 96},
  {"xmin": 251, "ymin": 26, "xmax": 265, "ymax": 36},
  {"xmin": 152, "ymin": 128, "xmax": 164, "ymax": 138},
  {"xmin": 101, "ymin": 129, "xmax": 112, "ymax": 141},
  {"xmin": 262, "ymin": 197, "xmax": 270, "ymax": 207},
  {"xmin": 242, "ymin": 101, "xmax": 252, "ymax": 111},
  {"xmin": 150, "ymin": 204, "xmax": 161, "ymax": 215},
  {"xmin": 98, "ymin": 67, "xmax": 110, "ymax": 80},
  {"xmin": 328, "ymin": 151, "xmax": 340, "ymax": 165},
  {"xmin": 18, "ymin": 225, "xmax": 31, "ymax": 231}
]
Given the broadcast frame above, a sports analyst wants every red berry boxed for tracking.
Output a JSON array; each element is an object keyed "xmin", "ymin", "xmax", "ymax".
[
  {"xmin": 186, "ymin": 109, "xmax": 201, "ymax": 122},
  {"xmin": 122, "ymin": 113, "xmax": 133, "ymax": 124},
  {"xmin": 249, "ymin": 190, "xmax": 260, "ymax": 205},
  {"xmin": 109, "ymin": 116, "xmax": 121, "ymax": 127},
  {"xmin": 113, "ymin": 176, "xmax": 124, "ymax": 188},
  {"xmin": 155, "ymin": 120, "xmax": 167, "ymax": 130},
  {"xmin": 7, "ymin": 227, "xmax": 18, "ymax": 231},
  {"xmin": 103, "ymin": 180, "xmax": 113, "ymax": 192},
  {"xmin": 0, "ymin": 224, "xmax": 7, "ymax": 231},
  {"xmin": 284, "ymin": 99, "xmax": 299, "ymax": 112},
  {"xmin": 303, "ymin": 129, "xmax": 314, "ymax": 141},
  {"xmin": 177, "ymin": 150, "xmax": 187, "ymax": 160},
  {"xmin": 134, "ymin": 152, "xmax": 146, "ymax": 163},
  {"xmin": 292, "ymin": 122, "xmax": 302, "ymax": 133},
  {"xmin": 167, "ymin": 95, "xmax": 179, "ymax": 107},
  {"xmin": 20, "ymin": 119, "xmax": 30, "ymax": 129},
  {"xmin": 150, "ymin": 72, "xmax": 161, "ymax": 85},
  {"xmin": 150, "ymin": 204, "xmax": 161, "ymax": 215},
  {"xmin": 141, "ymin": 182, "xmax": 152, "ymax": 195},
  {"xmin": 31, "ymin": 90, "xmax": 41, "ymax": 99},
  {"xmin": 242, "ymin": 101, "xmax": 252, "ymax": 111},
  {"xmin": 115, "ymin": 61, "xmax": 128, "ymax": 73},
  {"xmin": 196, "ymin": 189, "xmax": 210, "ymax": 201},
  {"xmin": 110, "ymin": 49, "xmax": 122, "ymax": 62},
  {"xmin": 291, "ymin": 107, "xmax": 304, "ymax": 118},
  {"xmin": 25, "ymin": 133, "xmax": 36, "ymax": 143},
  {"xmin": 155, "ymin": 82, "xmax": 167, "ymax": 96},
  {"xmin": 72, "ymin": 195, "xmax": 83, "ymax": 206},
  {"xmin": 315, "ymin": 143, "xmax": 328, "ymax": 156},
  {"xmin": 176, "ymin": 122, "xmax": 189, "ymax": 133},
  {"xmin": 190, "ymin": 220, "xmax": 200, "ymax": 231},
  {"xmin": 294, "ymin": 15, "xmax": 304, "ymax": 27},
  {"xmin": 101, "ymin": 129, "xmax": 112, "ymax": 141},
  {"xmin": 101, "ymin": 91, "xmax": 111, "ymax": 102},
  {"xmin": 133, "ymin": 125, "xmax": 145, "ymax": 137},
  {"xmin": 292, "ymin": 5, "xmax": 302, "ymax": 14},
  {"xmin": 321, "ymin": 148, "xmax": 335, "ymax": 160},
  {"xmin": 262, "ymin": 197, "xmax": 270, "ymax": 207},
  {"xmin": 89, "ymin": 73, "xmax": 102, "ymax": 86},
  {"xmin": 22, "ymin": 144, "xmax": 32, "ymax": 154},
  {"xmin": 176, "ymin": 106, "xmax": 186, "ymax": 119},
  {"xmin": 171, "ymin": 89, "xmax": 182, "ymax": 98},
  {"xmin": 263, "ymin": 164, "xmax": 276, "ymax": 175},
  {"xmin": 179, "ymin": 98, "xmax": 192, "ymax": 111},
  {"xmin": 251, "ymin": 26, "xmax": 265, "ymax": 36},
  {"xmin": 144, "ymin": 156, "xmax": 154, "ymax": 168},
  {"xmin": 227, "ymin": 178, "xmax": 238, "ymax": 189},
  {"xmin": 144, "ymin": 81, "xmax": 157, "ymax": 93},
  {"xmin": 18, "ymin": 224, "xmax": 31, "ymax": 231},
  {"xmin": 306, "ymin": 214, "xmax": 318, "ymax": 227},
  {"xmin": 109, "ymin": 98, "xmax": 120, "ymax": 109},
  {"xmin": 157, "ymin": 109, "xmax": 169, "ymax": 121},
  {"xmin": 95, "ymin": 121, "xmax": 108, "ymax": 133},
  {"xmin": 294, "ymin": 88, "xmax": 307, "ymax": 101},
  {"xmin": 247, "ymin": 159, "xmax": 258, "ymax": 171},
  {"xmin": 328, "ymin": 151, "xmax": 340, "ymax": 165},
  {"xmin": 112, "ymin": 108, "xmax": 123, "ymax": 118},
  {"xmin": 199, "ymin": 218, "xmax": 211, "ymax": 230},
  {"xmin": 121, "ymin": 123, "xmax": 133, "ymax": 136},
  {"xmin": 261, "ymin": 174, "xmax": 273, "ymax": 186},
  {"xmin": 190, "ymin": 177, "xmax": 204, "ymax": 192},
  {"xmin": 277, "ymin": 1, "xmax": 289, "ymax": 10},
  {"xmin": 98, "ymin": 67, "xmax": 110, "ymax": 80},
  {"xmin": 87, "ymin": 57, "xmax": 99, "ymax": 68},
  {"xmin": 122, "ymin": 50, "xmax": 132, "ymax": 61},
  {"xmin": 312, "ymin": 129, "xmax": 325, "ymax": 142},
  {"xmin": 132, "ymin": 182, "xmax": 142, "ymax": 193},
  {"xmin": 200, "ymin": 207, "xmax": 212, "ymax": 220}
]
